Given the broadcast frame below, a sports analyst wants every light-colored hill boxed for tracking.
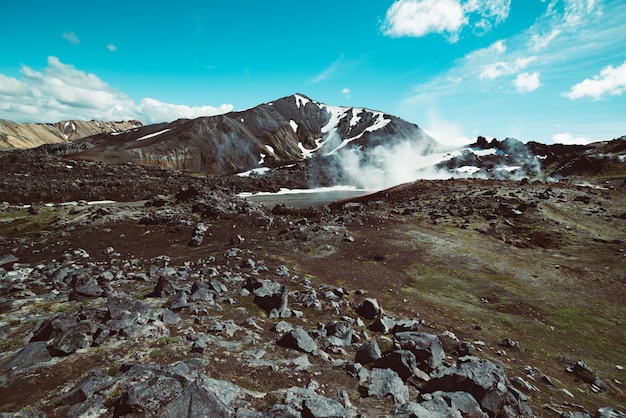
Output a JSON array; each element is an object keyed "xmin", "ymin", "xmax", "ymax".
[{"xmin": 0, "ymin": 119, "xmax": 143, "ymax": 150}]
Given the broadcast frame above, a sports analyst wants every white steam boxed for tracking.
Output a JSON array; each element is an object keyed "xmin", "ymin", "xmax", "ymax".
[{"xmin": 336, "ymin": 139, "xmax": 455, "ymax": 190}]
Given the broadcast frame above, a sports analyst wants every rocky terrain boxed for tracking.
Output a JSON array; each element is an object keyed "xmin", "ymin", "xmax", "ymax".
[
  {"xmin": 0, "ymin": 120, "xmax": 143, "ymax": 150},
  {"xmin": 0, "ymin": 148, "xmax": 625, "ymax": 417}
]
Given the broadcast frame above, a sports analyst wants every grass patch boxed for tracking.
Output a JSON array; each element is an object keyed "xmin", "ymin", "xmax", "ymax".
[{"xmin": 149, "ymin": 349, "xmax": 163, "ymax": 358}]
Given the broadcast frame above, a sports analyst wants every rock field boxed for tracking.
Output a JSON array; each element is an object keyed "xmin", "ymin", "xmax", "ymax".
[{"xmin": 0, "ymin": 149, "xmax": 625, "ymax": 417}]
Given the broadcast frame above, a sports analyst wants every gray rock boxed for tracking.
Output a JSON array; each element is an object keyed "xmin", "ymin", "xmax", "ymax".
[
  {"xmin": 61, "ymin": 370, "xmax": 116, "ymax": 406},
  {"xmin": 159, "ymin": 381, "xmax": 235, "ymax": 418},
  {"xmin": 49, "ymin": 320, "xmax": 97, "ymax": 356},
  {"xmin": 277, "ymin": 328, "xmax": 318, "ymax": 354},
  {"xmin": 392, "ymin": 318, "xmax": 421, "ymax": 333},
  {"xmin": 0, "ymin": 341, "xmax": 51, "ymax": 373},
  {"xmin": 355, "ymin": 339, "xmax": 383, "ymax": 365},
  {"xmin": 190, "ymin": 281, "xmax": 215, "ymax": 302},
  {"xmin": 252, "ymin": 280, "xmax": 289, "ymax": 315},
  {"xmin": 423, "ymin": 356, "xmax": 509, "ymax": 417},
  {"xmin": 302, "ymin": 397, "xmax": 351, "ymax": 418},
  {"xmin": 394, "ymin": 331, "xmax": 445, "ymax": 372},
  {"xmin": 69, "ymin": 276, "xmax": 104, "ymax": 300},
  {"xmin": 369, "ymin": 317, "xmax": 397, "ymax": 334},
  {"xmin": 596, "ymin": 407, "xmax": 626, "ymax": 417},
  {"xmin": 323, "ymin": 320, "xmax": 353, "ymax": 348},
  {"xmin": 433, "ymin": 390, "xmax": 488, "ymax": 417},
  {"xmin": 373, "ymin": 350, "xmax": 418, "ymax": 380},
  {"xmin": 0, "ymin": 254, "xmax": 19, "ymax": 266},
  {"xmin": 356, "ymin": 298, "xmax": 382, "ymax": 320},
  {"xmin": 115, "ymin": 373, "xmax": 184, "ymax": 415},
  {"xmin": 363, "ymin": 367, "xmax": 409, "ymax": 405},
  {"xmin": 170, "ymin": 290, "xmax": 189, "ymax": 310},
  {"xmin": 263, "ymin": 404, "xmax": 301, "ymax": 417},
  {"xmin": 456, "ymin": 341, "xmax": 475, "ymax": 356},
  {"xmin": 562, "ymin": 412, "xmax": 591, "ymax": 418}
]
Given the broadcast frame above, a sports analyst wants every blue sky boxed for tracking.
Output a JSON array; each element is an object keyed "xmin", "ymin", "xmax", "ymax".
[{"xmin": 1, "ymin": 0, "xmax": 625, "ymax": 145}]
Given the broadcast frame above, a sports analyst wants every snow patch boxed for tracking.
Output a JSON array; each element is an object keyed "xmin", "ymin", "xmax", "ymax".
[
  {"xmin": 237, "ymin": 167, "xmax": 271, "ymax": 177},
  {"xmin": 295, "ymin": 94, "xmax": 310, "ymax": 108},
  {"xmin": 136, "ymin": 129, "xmax": 171, "ymax": 141},
  {"xmin": 238, "ymin": 185, "xmax": 370, "ymax": 197},
  {"xmin": 289, "ymin": 120, "xmax": 298, "ymax": 132},
  {"xmin": 456, "ymin": 166, "xmax": 482, "ymax": 175},
  {"xmin": 349, "ymin": 109, "xmax": 363, "ymax": 127},
  {"xmin": 265, "ymin": 145, "xmax": 275, "ymax": 154}
]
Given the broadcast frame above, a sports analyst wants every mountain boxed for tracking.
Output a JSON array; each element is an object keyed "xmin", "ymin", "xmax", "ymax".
[
  {"xmin": 42, "ymin": 94, "xmax": 440, "ymax": 175},
  {"xmin": 0, "ymin": 119, "xmax": 143, "ymax": 150}
]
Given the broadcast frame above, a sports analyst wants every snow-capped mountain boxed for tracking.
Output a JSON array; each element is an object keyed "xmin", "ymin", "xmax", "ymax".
[{"xmin": 43, "ymin": 94, "xmax": 439, "ymax": 175}]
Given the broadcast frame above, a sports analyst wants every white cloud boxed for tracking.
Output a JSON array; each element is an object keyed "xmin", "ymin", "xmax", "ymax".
[
  {"xmin": 562, "ymin": 60, "xmax": 626, "ymax": 100},
  {"xmin": 528, "ymin": 28, "xmax": 561, "ymax": 52},
  {"xmin": 0, "ymin": 56, "xmax": 233, "ymax": 123},
  {"xmin": 107, "ymin": 44, "xmax": 117, "ymax": 52},
  {"xmin": 382, "ymin": 0, "xmax": 467, "ymax": 41},
  {"xmin": 62, "ymin": 32, "xmax": 80, "ymax": 45},
  {"xmin": 480, "ymin": 56, "xmax": 537, "ymax": 80},
  {"xmin": 311, "ymin": 54, "xmax": 345, "ymax": 84},
  {"xmin": 341, "ymin": 88, "xmax": 351, "ymax": 98},
  {"xmin": 513, "ymin": 72, "xmax": 541, "ymax": 93},
  {"xmin": 382, "ymin": 0, "xmax": 510, "ymax": 41},
  {"xmin": 0, "ymin": 74, "xmax": 30, "ymax": 96},
  {"xmin": 551, "ymin": 132, "xmax": 591, "ymax": 144},
  {"xmin": 138, "ymin": 98, "xmax": 233, "ymax": 124}
]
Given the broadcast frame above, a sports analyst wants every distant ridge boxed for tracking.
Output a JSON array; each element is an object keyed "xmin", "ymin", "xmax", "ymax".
[{"xmin": 0, "ymin": 119, "xmax": 143, "ymax": 150}]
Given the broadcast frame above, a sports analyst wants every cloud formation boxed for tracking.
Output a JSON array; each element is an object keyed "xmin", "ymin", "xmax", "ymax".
[
  {"xmin": 382, "ymin": 0, "xmax": 511, "ymax": 42},
  {"xmin": 311, "ymin": 54, "xmax": 346, "ymax": 84},
  {"xmin": 0, "ymin": 56, "xmax": 233, "ymax": 123},
  {"xmin": 513, "ymin": 72, "xmax": 541, "ymax": 93},
  {"xmin": 562, "ymin": 60, "xmax": 626, "ymax": 100},
  {"xmin": 62, "ymin": 32, "xmax": 80, "ymax": 45},
  {"xmin": 107, "ymin": 44, "xmax": 117, "ymax": 52},
  {"xmin": 551, "ymin": 132, "xmax": 591, "ymax": 145}
]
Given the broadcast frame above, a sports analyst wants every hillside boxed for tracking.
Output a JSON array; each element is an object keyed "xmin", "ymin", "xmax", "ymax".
[{"xmin": 0, "ymin": 119, "xmax": 143, "ymax": 150}]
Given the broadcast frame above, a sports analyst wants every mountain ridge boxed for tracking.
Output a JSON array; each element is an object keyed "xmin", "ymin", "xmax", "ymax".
[
  {"xmin": 38, "ymin": 94, "xmax": 439, "ymax": 175},
  {"xmin": 0, "ymin": 119, "xmax": 143, "ymax": 150}
]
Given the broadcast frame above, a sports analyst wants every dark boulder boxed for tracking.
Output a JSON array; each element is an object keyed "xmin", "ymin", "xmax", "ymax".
[
  {"xmin": 369, "ymin": 317, "xmax": 396, "ymax": 334},
  {"xmin": 373, "ymin": 350, "xmax": 418, "ymax": 380},
  {"xmin": 355, "ymin": 339, "xmax": 383, "ymax": 365},
  {"xmin": 252, "ymin": 280, "xmax": 289, "ymax": 316},
  {"xmin": 356, "ymin": 298, "xmax": 383, "ymax": 320}
]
